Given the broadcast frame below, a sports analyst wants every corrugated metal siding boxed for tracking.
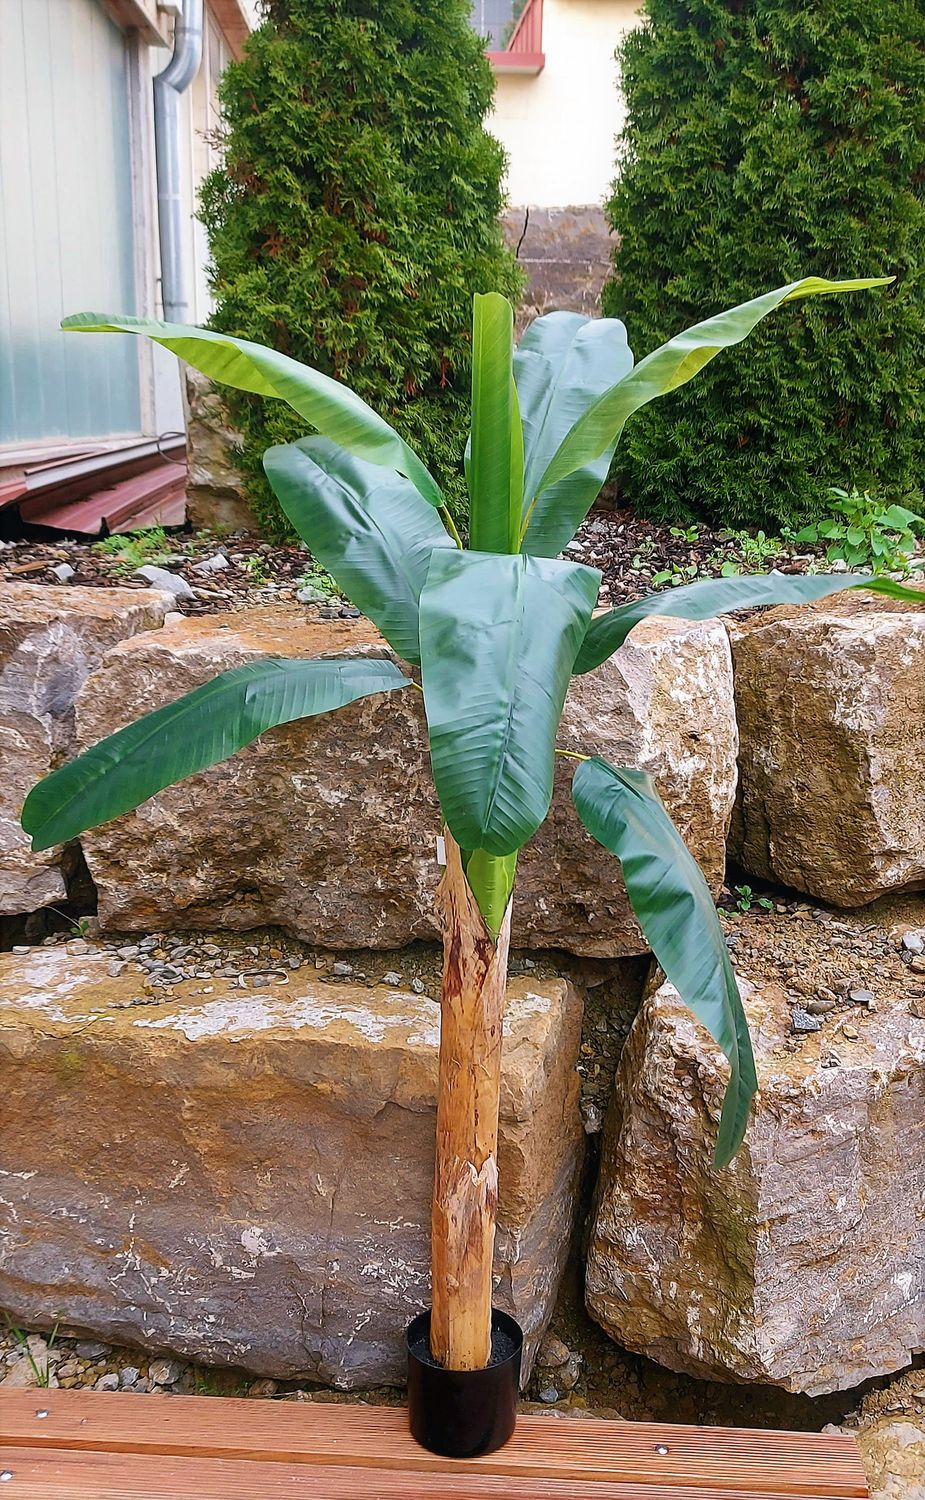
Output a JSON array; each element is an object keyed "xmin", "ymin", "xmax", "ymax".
[{"xmin": 0, "ymin": 0, "xmax": 142, "ymax": 445}]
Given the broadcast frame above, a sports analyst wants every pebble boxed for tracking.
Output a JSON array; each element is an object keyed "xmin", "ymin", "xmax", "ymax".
[
  {"xmin": 192, "ymin": 552, "xmax": 230, "ymax": 575},
  {"xmin": 791, "ymin": 1007, "xmax": 822, "ymax": 1034},
  {"xmin": 558, "ymin": 1355, "xmax": 582, "ymax": 1391},
  {"xmin": 849, "ymin": 989, "xmax": 876, "ymax": 1007},
  {"xmin": 538, "ymin": 1387, "xmax": 560, "ymax": 1404},
  {"xmin": 842, "ymin": 1024, "xmax": 859, "ymax": 1040},
  {"xmin": 120, "ymin": 1366, "xmax": 140, "ymax": 1388},
  {"xmin": 382, "ymin": 971, "xmax": 402, "ymax": 987},
  {"xmin": 332, "ymin": 961, "xmax": 353, "ymax": 977},
  {"xmin": 51, "ymin": 562, "xmax": 75, "ymax": 582},
  {"xmin": 247, "ymin": 1378, "xmax": 278, "ymax": 1398},
  {"xmin": 149, "ymin": 1359, "xmax": 181, "ymax": 1386},
  {"xmin": 806, "ymin": 997, "xmax": 836, "ymax": 1015},
  {"xmin": 537, "ymin": 1333, "xmax": 570, "ymax": 1369},
  {"xmin": 96, "ymin": 1372, "xmax": 120, "ymax": 1391},
  {"xmin": 909, "ymin": 957, "xmax": 925, "ymax": 974},
  {"xmin": 76, "ymin": 1341, "xmax": 109, "ymax": 1359},
  {"xmin": 902, "ymin": 932, "xmax": 925, "ymax": 954},
  {"xmin": 66, "ymin": 938, "xmax": 89, "ymax": 955},
  {"xmin": 0, "ymin": 1357, "xmax": 39, "ymax": 1389},
  {"xmin": 411, "ymin": 977, "xmax": 426, "ymax": 995},
  {"xmin": 135, "ymin": 565, "xmax": 195, "ymax": 599}
]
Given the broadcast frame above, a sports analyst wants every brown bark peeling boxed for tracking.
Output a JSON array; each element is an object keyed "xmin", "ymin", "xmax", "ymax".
[{"xmin": 430, "ymin": 831, "xmax": 512, "ymax": 1370}]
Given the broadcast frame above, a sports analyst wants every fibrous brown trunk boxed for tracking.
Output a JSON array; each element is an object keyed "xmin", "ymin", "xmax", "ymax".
[{"xmin": 430, "ymin": 831, "xmax": 512, "ymax": 1371}]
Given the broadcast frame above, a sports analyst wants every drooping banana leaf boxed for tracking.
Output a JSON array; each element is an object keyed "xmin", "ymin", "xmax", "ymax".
[
  {"xmin": 574, "ymin": 571, "xmax": 925, "ymax": 674},
  {"xmin": 514, "ymin": 311, "xmax": 633, "ymax": 558},
  {"xmin": 263, "ymin": 437, "xmax": 455, "ymax": 663},
  {"xmin": 468, "ymin": 293, "xmax": 523, "ymax": 554},
  {"xmin": 21, "ymin": 658, "xmax": 411, "ymax": 851},
  {"xmin": 571, "ymin": 757, "xmax": 757, "ymax": 1167},
  {"xmin": 522, "ymin": 276, "xmax": 893, "ymax": 559},
  {"xmin": 61, "ymin": 313, "xmax": 442, "ymax": 508},
  {"xmin": 419, "ymin": 550, "xmax": 600, "ymax": 858}
]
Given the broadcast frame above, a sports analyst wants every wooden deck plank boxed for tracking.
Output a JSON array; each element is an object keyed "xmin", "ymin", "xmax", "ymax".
[
  {"xmin": 0, "ymin": 1448, "xmax": 868, "ymax": 1500},
  {"xmin": 0, "ymin": 1389, "xmax": 869, "ymax": 1499}
]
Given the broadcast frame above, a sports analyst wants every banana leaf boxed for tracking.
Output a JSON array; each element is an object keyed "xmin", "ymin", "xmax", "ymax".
[
  {"xmin": 22, "ymin": 658, "xmax": 410, "ymax": 851},
  {"xmin": 572, "ymin": 757, "xmax": 757, "ymax": 1167}
]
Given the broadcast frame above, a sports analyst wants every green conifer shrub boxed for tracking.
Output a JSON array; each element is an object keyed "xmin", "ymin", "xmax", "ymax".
[
  {"xmin": 199, "ymin": 0, "xmax": 521, "ymax": 538},
  {"xmin": 602, "ymin": 0, "xmax": 925, "ymax": 529}
]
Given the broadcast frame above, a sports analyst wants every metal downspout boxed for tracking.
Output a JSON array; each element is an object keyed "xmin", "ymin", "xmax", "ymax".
[{"xmin": 153, "ymin": 0, "xmax": 204, "ymax": 322}]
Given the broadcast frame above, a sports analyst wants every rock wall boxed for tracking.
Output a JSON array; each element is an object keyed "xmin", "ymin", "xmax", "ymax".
[
  {"xmin": 0, "ymin": 585, "xmax": 171, "ymax": 918},
  {"xmin": 731, "ymin": 589, "xmax": 925, "ymax": 906},
  {"xmin": 183, "ymin": 368, "xmax": 255, "ymax": 534},
  {"xmin": 0, "ymin": 947, "xmax": 584, "ymax": 1385},
  {"xmin": 503, "ymin": 206, "xmax": 613, "ymax": 333},
  {"xmin": 74, "ymin": 606, "xmax": 736, "ymax": 957},
  {"xmin": 586, "ymin": 897, "xmax": 925, "ymax": 1395}
]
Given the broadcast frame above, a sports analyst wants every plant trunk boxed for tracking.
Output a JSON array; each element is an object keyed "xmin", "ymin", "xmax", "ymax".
[{"xmin": 430, "ymin": 831, "xmax": 512, "ymax": 1370}]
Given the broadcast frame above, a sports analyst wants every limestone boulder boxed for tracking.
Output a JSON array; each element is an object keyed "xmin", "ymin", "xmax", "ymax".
[
  {"xmin": 586, "ymin": 898, "xmax": 925, "ymax": 1395},
  {"xmin": 841, "ymin": 1369, "xmax": 925, "ymax": 1500},
  {"xmin": 183, "ymin": 369, "xmax": 255, "ymax": 532},
  {"xmin": 731, "ymin": 588, "xmax": 925, "ymax": 905},
  {"xmin": 0, "ymin": 945, "xmax": 584, "ymax": 1386},
  {"xmin": 0, "ymin": 583, "xmax": 171, "ymax": 915},
  {"xmin": 76, "ymin": 607, "xmax": 736, "ymax": 957}
]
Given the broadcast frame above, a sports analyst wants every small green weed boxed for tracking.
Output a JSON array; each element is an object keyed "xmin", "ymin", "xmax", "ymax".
[
  {"xmin": 297, "ymin": 566, "xmax": 340, "ymax": 599},
  {"xmin": 733, "ymin": 884, "xmax": 775, "ymax": 914},
  {"xmin": 3, "ymin": 1315, "xmax": 60, "ymax": 1386},
  {"xmin": 652, "ymin": 562, "xmax": 700, "ymax": 587},
  {"xmin": 711, "ymin": 529, "xmax": 783, "ymax": 575},
  {"xmin": 789, "ymin": 486, "xmax": 924, "ymax": 574},
  {"xmin": 93, "ymin": 526, "xmax": 170, "ymax": 572},
  {"xmin": 669, "ymin": 524, "xmax": 701, "ymax": 544}
]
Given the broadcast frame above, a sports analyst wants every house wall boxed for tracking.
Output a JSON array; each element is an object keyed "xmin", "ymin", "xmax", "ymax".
[
  {"xmin": 490, "ymin": 0, "xmax": 641, "ymax": 209},
  {"xmin": 0, "ymin": 0, "xmax": 254, "ymax": 462}
]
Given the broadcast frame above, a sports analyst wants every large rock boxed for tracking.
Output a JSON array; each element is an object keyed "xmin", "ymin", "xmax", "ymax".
[
  {"xmin": 0, "ymin": 945, "xmax": 584, "ymax": 1386},
  {"xmin": 76, "ymin": 607, "xmax": 736, "ymax": 956},
  {"xmin": 183, "ymin": 369, "xmax": 255, "ymax": 533},
  {"xmin": 732, "ymin": 589, "xmax": 925, "ymax": 905},
  {"xmin": 841, "ymin": 1369, "xmax": 925, "ymax": 1500},
  {"xmin": 586, "ymin": 897, "xmax": 925, "ymax": 1395},
  {"xmin": 0, "ymin": 583, "xmax": 171, "ymax": 915}
]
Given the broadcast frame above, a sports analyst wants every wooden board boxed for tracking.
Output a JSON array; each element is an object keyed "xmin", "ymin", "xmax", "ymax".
[{"xmin": 0, "ymin": 1389, "xmax": 869, "ymax": 1500}]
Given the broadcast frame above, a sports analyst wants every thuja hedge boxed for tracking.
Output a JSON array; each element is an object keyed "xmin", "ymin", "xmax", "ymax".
[
  {"xmin": 603, "ymin": 0, "xmax": 925, "ymax": 529},
  {"xmin": 200, "ymin": 0, "xmax": 522, "ymax": 538}
]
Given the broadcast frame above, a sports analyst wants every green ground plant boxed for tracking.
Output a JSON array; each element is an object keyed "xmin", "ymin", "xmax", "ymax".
[
  {"xmin": 789, "ymin": 486, "xmax": 924, "ymax": 574},
  {"xmin": 23, "ymin": 276, "xmax": 919, "ymax": 1376},
  {"xmin": 93, "ymin": 527, "xmax": 170, "ymax": 572},
  {"xmin": 603, "ymin": 0, "xmax": 925, "ymax": 529},
  {"xmin": 199, "ymin": 0, "xmax": 522, "ymax": 539}
]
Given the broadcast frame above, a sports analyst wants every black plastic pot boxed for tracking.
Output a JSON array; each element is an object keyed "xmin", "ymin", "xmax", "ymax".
[{"xmin": 406, "ymin": 1307, "xmax": 523, "ymax": 1458}]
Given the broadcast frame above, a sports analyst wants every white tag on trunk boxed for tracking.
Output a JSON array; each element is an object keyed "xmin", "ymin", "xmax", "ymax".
[{"xmin": 435, "ymin": 835, "xmax": 447, "ymax": 866}]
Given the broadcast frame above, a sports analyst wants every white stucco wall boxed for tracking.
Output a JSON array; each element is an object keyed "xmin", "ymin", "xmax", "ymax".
[{"xmin": 489, "ymin": 0, "xmax": 642, "ymax": 208}]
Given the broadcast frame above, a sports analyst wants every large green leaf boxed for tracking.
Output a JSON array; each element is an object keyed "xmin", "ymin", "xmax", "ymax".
[
  {"xmin": 420, "ymin": 550, "xmax": 600, "ymax": 857},
  {"xmin": 572, "ymin": 757, "xmax": 756, "ymax": 1167},
  {"xmin": 22, "ymin": 658, "xmax": 411, "ymax": 852},
  {"xmin": 575, "ymin": 571, "xmax": 925, "ymax": 674},
  {"xmin": 61, "ymin": 313, "xmax": 443, "ymax": 508},
  {"xmin": 468, "ymin": 293, "xmax": 523, "ymax": 553},
  {"xmin": 515, "ymin": 312, "xmax": 633, "ymax": 558},
  {"xmin": 263, "ymin": 437, "xmax": 455, "ymax": 663},
  {"xmin": 528, "ymin": 277, "xmax": 892, "ymax": 558}
]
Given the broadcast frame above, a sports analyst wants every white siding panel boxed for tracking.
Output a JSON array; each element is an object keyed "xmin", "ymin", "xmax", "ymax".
[{"xmin": 0, "ymin": 0, "xmax": 141, "ymax": 444}]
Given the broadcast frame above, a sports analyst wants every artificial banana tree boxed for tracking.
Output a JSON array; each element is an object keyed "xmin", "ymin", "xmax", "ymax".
[{"xmin": 22, "ymin": 278, "xmax": 917, "ymax": 1373}]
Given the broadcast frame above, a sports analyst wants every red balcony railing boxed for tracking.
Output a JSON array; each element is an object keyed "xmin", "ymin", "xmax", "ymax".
[{"xmin": 486, "ymin": 0, "xmax": 545, "ymax": 74}]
